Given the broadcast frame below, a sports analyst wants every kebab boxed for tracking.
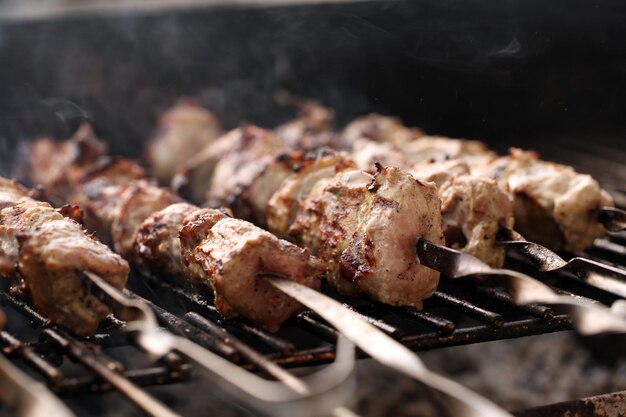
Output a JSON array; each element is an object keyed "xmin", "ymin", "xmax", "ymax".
[
  {"xmin": 0, "ymin": 177, "xmax": 129, "ymax": 336},
  {"xmin": 21, "ymin": 136, "xmax": 326, "ymax": 332},
  {"xmin": 24, "ymin": 123, "xmax": 444, "ymax": 323},
  {"xmin": 341, "ymin": 113, "xmax": 617, "ymax": 253},
  {"xmin": 171, "ymin": 106, "xmax": 514, "ymax": 269}
]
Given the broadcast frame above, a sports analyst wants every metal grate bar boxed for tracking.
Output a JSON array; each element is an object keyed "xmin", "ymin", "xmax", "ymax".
[
  {"xmin": 127, "ymin": 290, "xmax": 239, "ymax": 361},
  {"xmin": 473, "ymin": 287, "xmax": 554, "ymax": 319},
  {"xmin": 394, "ymin": 308, "xmax": 456, "ymax": 334},
  {"xmin": 431, "ymin": 291, "xmax": 505, "ymax": 327},
  {"xmin": 0, "ymin": 330, "xmax": 64, "ymax": 385}
]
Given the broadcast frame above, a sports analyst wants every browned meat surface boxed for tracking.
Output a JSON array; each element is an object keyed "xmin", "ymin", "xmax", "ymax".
[
  {"xmin": 267, "ymin": 148, "xmax": 356, "ymax": 239},
  {"xmin": 410, "ymin": 159, "xmax": 470, "ymax": 189},
  {"xmin": 402, "ymin": 136, "xmax": 497, "ymax": 172},
  {"xmin": 350, "ymin": 138, "xmax": 412, "ymax": 172},
  {"xmin": 0, "ymin": 201, "xmax": 128, "ymax": 335},
  {"xmin": 111, "ymin": 180, "xmax": 181, "ymax": 257},
  {"xmin": 274, "ymin": 98, "xmax": 338, "ymax": 149},
  {"xmin": 20, "ymin": 123, "xmax": 107, "ymax": 205},
  {"xmin": 487, "ymin": 148, "xmax": 614, "ymax": 251},
  {"xmin": 145, "ymin": 100, "xmax": 222, "ymax": 184},
  {"xmin": 69, "ymin": 158, "xmax": 146, "ymax": 245},
  {"xmin": 180, "ymin": 209, "xmax": 324, "ymax": 331},
  {"xmin": 0, "ymin": 178, "xmax": 34, "ymax": 210},
  {"xmin": 207, "ymin": 125, "xmax": 290, "ymax": 226},
  {"xmin": 172, "ymin": 129, "xmax": 239, "ymax": 204},
  {"xmin": 134, "ymin": 202, "xmax": 204, "ymax": 277},
  {"xmin": 290, "ymin": 165, "xmax": 443, "ymax": 308},
  {"xmin": 342, "ymin": 113, "xmax": 425, "ymax": 148},
  {"xmin": 439, "ymin": 175, "xmax": 514, "ymax": 268},
  {"xmin": 0, "ymin": 201, "xmax": 62, "ymax": 283}
]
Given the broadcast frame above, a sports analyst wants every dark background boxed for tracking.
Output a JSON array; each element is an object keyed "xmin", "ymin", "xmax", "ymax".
[{"xmin": 0, "ymin": 0, "xmax": 625, "ymax": 172}]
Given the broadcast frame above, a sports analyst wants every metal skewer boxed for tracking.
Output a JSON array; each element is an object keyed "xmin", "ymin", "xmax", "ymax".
[
  {"xmin": 0, "ymin": 353, "xmax": 75, "ymax": 417},
  {"xmin": 82, "ymin": 271, "xmax": 357, "ymax": 417},
  {"xmin": 417, "ymin": 239, "xmax": 626, "ymax": 336},
  {"xmin": 497, "ymin": 227, "xmax": 626, "ymax": 298},
  {"xmin": 597, "ymin": 206, "xmax": 626, "ymax": 232},
  {"xmin": 263, "ymin": 273, "xmax": 513, "ymax": 417}
]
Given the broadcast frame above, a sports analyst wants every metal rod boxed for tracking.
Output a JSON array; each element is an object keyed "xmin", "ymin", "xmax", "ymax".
[
  {"xmin": 184, "ymin": 312, "xmax": 310, "ymax": 395},
  {"xmin": 58, "ymin": 364, "xmax": 194, "ymax": 395},
  {"xmin": 432, "ymin": 292, "xmax": 504, "ymax": 328},
  {"xmin": 265, "ymin": 275, "xmax": 513, "ymax": 417},
  {"xmin": 144, "ymin": 277, "xmax": 297, "ymax": 354},
  {"xmin": 498, "ymin": 227, "xmax": 626, "ymax": 298},
  {"xmin": 1, "ymin": 331, "xmax": 64, "ymax": 385},
  {"xmin": 41, "ymin": 329, "xmax": 180, "ymax": 417},
  {"xmin": 336, "ymin": 305, "xmax": 404, "ymax": 338},
  {"xmin": 298, "ymin": 312, "xmax": 339, "ymax": 341},
  {"xmin": 597, "ymin": 207, "xmax": 626, "ymax": 232},
  {"xmin": 127, "ymin": 291, "xmax": 239, "ymax": 361},
  {"xmin": 224, "ymin": 320, "xmax": 296, "ymax": 355},
  {"xmin": 417, "ymin": 239, "xmax": 626, "ymax": 337},
  {"xmin": 473, "ymin": 287, "xmax": 554, "ymax": 319},
  {"xmin": 0, "ymin": 353, "xmax": 75, "ymax": 417},
  {"xmin": 396, "ymin": 308, "xmax": 456, "ymax": 334}
]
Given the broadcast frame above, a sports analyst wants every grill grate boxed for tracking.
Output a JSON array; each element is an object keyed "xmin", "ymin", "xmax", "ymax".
[
  {"xmin": 1, "ymin": 134, "xmax": 625, "ymax": 414},
  {"xmin": 2, "ymin": 231, "xmax": 624, "ymax": 398}
]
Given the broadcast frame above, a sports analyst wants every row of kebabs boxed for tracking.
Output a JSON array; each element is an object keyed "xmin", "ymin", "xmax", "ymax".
[
  {"xmin": 6, "ymin": 99, "xmax": 614, "ymax": 337},
  {"xmin": 154, "ymin": 100, "xmax": 611, "ymax": 258}
]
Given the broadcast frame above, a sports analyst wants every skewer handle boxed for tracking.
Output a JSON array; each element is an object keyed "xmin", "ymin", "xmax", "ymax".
[
  {"xmin": 597, "ymin": 207, "xmax": 626, "ymax": 232},
  {"xmin": 417, "ymin": 239, "xmax": 626, "ymax": 336},
  {"xmin": 265, "ymin": 274, "xmax": 513, "ymax": 417}
]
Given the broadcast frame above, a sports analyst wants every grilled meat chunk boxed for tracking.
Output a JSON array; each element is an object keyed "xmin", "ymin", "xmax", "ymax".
[
  {"xmin": 410, "ymin": 159, "xmax": 470, "ymax": 189},
  {"xmin": 207, "ymin": 126, "xmax": 291, "ymax": 226},
  {"xmin": 180, "ymin": 210, "xmax": 324, "ymax": 331},
  {"xmin": 342, "ymin": 113, "xmax": 425, "ymax": 148},
  {"xmin": 134, "ymin": 202, "xmax": 203, "ymax": 276},
  {"xmin": 0, "ymin": 178, "xmax": 34, "ymax": 210},
  {"xmin": 267, "ymin": 149, "xmax": 356, "ymax": 239},
  {"xmin": 0, "ymin": 201, "xmax": 62, "ymax": 282},
  {"xmin": 439, "ymin": 175, "xmax": 514, "ymax": 268},
  {"xmin": 145, "ymin": 100, "xmax": 222, "ymax": 183},
  {"xmin": 111, "ymin": 180, "xmax": 181, "ymax": 257},
  {"xmin": 1, "ymin": 201, "xmax": 128, "ymax": 335},
  {"xmin": 291, "ymin": 165, "xmax": 443, "ymax": 308},
  {"xmin": 274, "ymin": 98, "xmax": 338, "ymax": 149},
  {"xmin": 350, "ymin": 138, "xmax": 412, "ymax": 172},
  {"xmin": 172, "ymin": 130, "xmax": 239, "ymax": 204},
  {"xmin": 70, "ymin": 158, "xmax": 146, "ymax": 245},
  {"xmin": 20, "ymin": 123, "xmax": 107, "ymax": 205},
  {"xmin": 487, "ymin": 148, "xmax": 614, "ymax": 251},
  {"xmin": 403, "ymin": 136, "xmax": 496, "ymax": 172}
]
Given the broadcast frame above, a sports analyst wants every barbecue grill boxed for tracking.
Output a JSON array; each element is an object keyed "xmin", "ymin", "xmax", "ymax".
[{"xmin": 1, "ymin": 1, "xmax": 626, "ymax": 416}]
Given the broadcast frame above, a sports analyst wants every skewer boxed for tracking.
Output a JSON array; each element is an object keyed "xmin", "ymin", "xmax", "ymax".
[
  {"xmin": 1, "ymin": 330, "xmax": 64, "ymax": 385},
  {"xmin": 184, "ymin": 312, "xmax": 308, "ymax": 394},
  {"xmin": 41, "ymin": 329, "xmax": 181, "ymax": 417},
  {"xmin": 417, "ymin": 239, "xmax": 626, "ymax": 337},
  {"xmin": 597, "ymin": 207, "xmax": 626, "ymax": 232},
  {"xmin": 82, "ymin": 270, "xmax": 357, "ymax": 417},
  {"xmin": 498, "ymin": 227, "xmax": 626, "ymax": 298},
  {"xmin": 0, "ymin": 353, "xmax": 75, "ymax": 417},
  {"xmin": 263, "ymin": 273, "xmax": 514, "ymax": 417},
  {"xmin": 0, "ymin": 292, "xmax": 181, "ymax": 417}
]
